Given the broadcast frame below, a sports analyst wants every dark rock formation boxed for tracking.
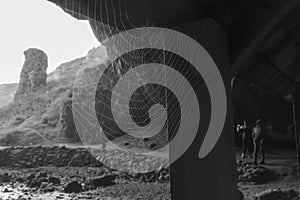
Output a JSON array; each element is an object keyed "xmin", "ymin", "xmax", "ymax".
[
  {"xmin": 29, "ymin": 179, "xmax": 43, "ymax": 188},
  {"xmin": 90, "ymin": 175, "xmax": 116, "ymax": 188},
  {"xmin": 64, "ymin": 181, "xmax": 82, "ymax": 193},
  {"xmin": 16, "ymin": 48, "xmax": 48, "ymax": 96},
  {"xmin": 48, "ymin": 177, "xmax": 61, "ymax": 185}
]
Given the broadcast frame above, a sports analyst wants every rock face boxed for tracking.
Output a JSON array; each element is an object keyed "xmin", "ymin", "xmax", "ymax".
[
  {"xmin": 71, "ymin": 46, "xmax": 124, "ymax": 144},
  {"xmin": 60, "ymin": 89, "xmax": 79, "ymax": 142},
  {"xmin": 16, "ymin": 48, "xmax": 48, "ymax": 96}
]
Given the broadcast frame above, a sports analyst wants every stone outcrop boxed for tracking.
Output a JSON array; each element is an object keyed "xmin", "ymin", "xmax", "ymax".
[{"xmin": 16, "ymin": 48, "xmax": 48, "ymax": 96}]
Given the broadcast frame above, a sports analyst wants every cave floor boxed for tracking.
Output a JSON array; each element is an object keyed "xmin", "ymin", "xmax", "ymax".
[
  {"xmin": 236, "ymin": 148, "xmax": 300, "ymax": 199},
  {"xmin": 0, "ymin": 145, "xmax": 299, "ymax": 200}
]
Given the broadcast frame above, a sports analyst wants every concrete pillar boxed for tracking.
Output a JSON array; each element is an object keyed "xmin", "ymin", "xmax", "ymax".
[{"xmin": 170, "ymin": 19, "xmax": 238, "ymax": 200}]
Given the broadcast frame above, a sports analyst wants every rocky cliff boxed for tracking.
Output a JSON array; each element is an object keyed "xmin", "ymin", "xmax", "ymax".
[
  {"xmin": 0, "ymin": 45, "xmax": 172, "ymax": 149},
  {"xmin": 15, "ymin": 48, "xmax": 48, "ymax": 97},
  {"xmin": 0, "ymin": 46, "xmax": 110, "ymax": 146}
]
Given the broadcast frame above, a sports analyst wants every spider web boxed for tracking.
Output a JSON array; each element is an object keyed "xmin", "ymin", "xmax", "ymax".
[{"xmin": 57, "ymin": 0, "xmax": 199, "ymax": 184}]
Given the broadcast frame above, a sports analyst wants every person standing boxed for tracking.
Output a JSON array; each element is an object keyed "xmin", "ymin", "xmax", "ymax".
[
  {"xmin": 252, "ymin": 119, "xmax": 267, "ymax": 165},
  {"xmin": 237, "ymin": 120, "xmax": 252, "ymax": 159}
]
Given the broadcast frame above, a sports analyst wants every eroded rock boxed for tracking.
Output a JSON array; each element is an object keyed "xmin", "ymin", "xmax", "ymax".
[{"xmin": 16, "ymin": 48, "xmax": 48, "ymax": 96}]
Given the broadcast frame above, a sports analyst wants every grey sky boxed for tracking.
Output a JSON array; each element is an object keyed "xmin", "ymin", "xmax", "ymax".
[{"xmin": 0, "ymin": 0, "xmax": 100, "ymax": 84}]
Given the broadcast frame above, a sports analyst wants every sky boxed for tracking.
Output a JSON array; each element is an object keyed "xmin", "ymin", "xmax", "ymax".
[{"xmin": 0, "ymin": 0, "xmax": 100, "ymax": 84}]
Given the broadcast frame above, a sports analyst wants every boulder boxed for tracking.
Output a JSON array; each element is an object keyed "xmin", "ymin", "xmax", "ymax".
[
  {"xmin": 0, "ymin": 173, "xmax": 10, "ymax": 183},
  {"xmin": 3, "ymin": 188, "xmax": 11, "ymax": 193},
  {"xmin": 90, "ymin": 175, "xmax": 116, "ymax": 188},
  {"xmin": 29, "ymin": 180, "xmax": 43, "ymax": 188},
  {"xmin": 64, "ymin": 181, "xmax": 82, "ymax": 193},
  {"xmin": 48, "ymin": 177, "xmax": 61, "ymax": 185}
]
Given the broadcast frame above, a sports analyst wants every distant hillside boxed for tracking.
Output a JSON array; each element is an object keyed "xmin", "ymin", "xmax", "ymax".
[{"xmin": 0, "ymin": 83, "xmax": 18, "ymax": 108}]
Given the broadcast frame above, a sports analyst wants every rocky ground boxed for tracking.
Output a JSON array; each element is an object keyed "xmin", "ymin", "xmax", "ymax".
[
  {"xmin": 0, "ymin": 145, "xmax": 170, "ymax": 200},
  {"xmin": 237, "ymin": 161, "xmax": 279, "ymax": 184},
  {"xmin": 0, "ymin": 167, "xmax": 170, "ymax": 200},
  {"xmin": 236, "ymin": 149, "xmax": 300, "ymax": 200},
  {"xmin": 0, "ymin": 146, "xmax": 299, "ymax": 200}
]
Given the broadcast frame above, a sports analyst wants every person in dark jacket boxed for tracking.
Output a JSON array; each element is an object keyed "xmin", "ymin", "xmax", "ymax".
[
  {"xmin": 252, "ymin": 119, "xmax": 267, "ymax": 165},
  {"xmin": 237, "ymin": 120, "xmax": 252, "ymax": 159}
]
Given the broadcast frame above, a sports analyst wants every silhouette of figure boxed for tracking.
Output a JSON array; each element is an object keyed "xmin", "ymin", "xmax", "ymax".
[
  {"xmin": 252, "ymin": 119, "xmax": 267, "ymax": 165},
  {"xmin": 237, "ymin": 120, "xmax": 252, "ymax": 159}
]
